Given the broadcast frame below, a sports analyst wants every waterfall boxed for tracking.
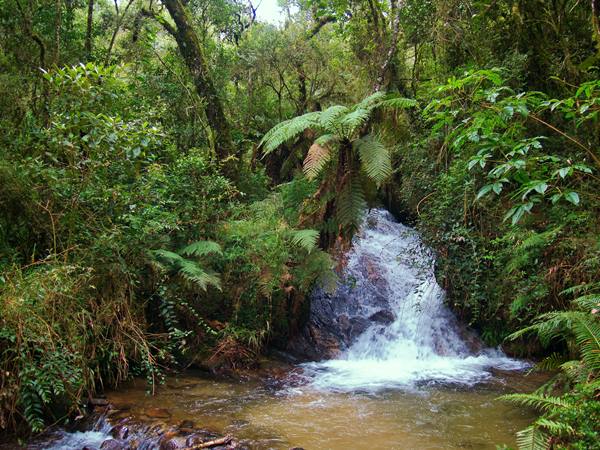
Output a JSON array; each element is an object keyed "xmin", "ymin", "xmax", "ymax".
[{"xmin": 302, "ymin": 209, "xmax": 527, "ymax": 391}]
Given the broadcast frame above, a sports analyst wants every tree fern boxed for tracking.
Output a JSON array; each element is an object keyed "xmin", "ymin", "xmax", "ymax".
[
  {"xmin": 151, "ymin": 244, "xmax": 221, "ymax": 291},
  {"xmin": 354, "ymin": 134, "xmax": 392, "ymax": 186}
]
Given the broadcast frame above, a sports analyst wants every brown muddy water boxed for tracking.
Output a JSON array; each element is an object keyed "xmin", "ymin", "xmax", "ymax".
[{"xmin": 82, "ymin": 368, "xmax": 542, "ymax": 450}]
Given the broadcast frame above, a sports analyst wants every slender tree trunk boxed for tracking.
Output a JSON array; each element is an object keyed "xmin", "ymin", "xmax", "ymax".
[
  {"xmin": 593, "ymin": 0, "xmax": 600, "ymax": 42},
  {"xmin": 373, "ymin": 0, "xmax": 401, "ymax": 91},
  {"xmin": 105, "ymin": 0, "xmax": 134, "ymax": 65},
  {"xmin": 161, "ymin": 0, "xmax": 234, "ymax": 162},
  {"xmin": 85, "ymin": 0, "xmax": 94, "ymax": 59},
  {"xmin": 53, "ymin": 0, "xmax": 61, "ymax": 65}
]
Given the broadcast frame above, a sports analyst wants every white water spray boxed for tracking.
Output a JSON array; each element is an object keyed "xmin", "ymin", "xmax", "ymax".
[{"xmin": 304, "ymin": 209, "xmax": 527, "ymax": 391}]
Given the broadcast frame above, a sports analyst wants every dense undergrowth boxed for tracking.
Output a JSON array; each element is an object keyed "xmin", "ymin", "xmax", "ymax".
[{"xmin": 1, "ymin": 0, "xmax": 599, "ymax": 448}]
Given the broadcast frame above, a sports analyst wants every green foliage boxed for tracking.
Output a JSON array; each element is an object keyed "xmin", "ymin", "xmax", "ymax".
[
  {"xmin": 500, "ymin": 286, "xmax": 600, "ymax": 449},
  {"xmin": 261, "ymin": 92, "xmax": 416, "ymax": 238}
]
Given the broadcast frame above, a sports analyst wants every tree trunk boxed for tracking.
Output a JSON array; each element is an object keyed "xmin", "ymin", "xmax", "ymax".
[
  {"xmin": 373, "ymin": 0, "xmax": 401, "ymax": 91},
  {"xmin": 161, "ymin": 0, "xmax": 234, "ymax": 163},
  {"xmin": 85, "ymin": 0, "xmax": 94, "ymax": 59}
]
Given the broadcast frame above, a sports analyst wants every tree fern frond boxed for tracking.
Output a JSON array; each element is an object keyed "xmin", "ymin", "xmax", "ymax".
[
  {"xmin": 515, "ymin": 425, "xmax": 550, "ymax": 450},
  {"xmin": 180, "ymin": 240, "xmax": 222, "ymax": 257},
  {"xmin": 340, "ymin": 108, "xmax": 372, "ymax": 138},
  {"xmin": 354, "ymin": 134, "xmax": 392, "ymax": 186},
  {"xmin": 336, "ymin": 177, "xmax": 366, "ymax": 227},
  {"xmin": 378, "ymin": 96, "xmax": 419, "ymax": 109},
  {"xmin": 290, "ymin": 229, "xmax": 320, "ymax": 253},
  {"xmin": 320, "ymin": 105, "xmax": 349, "ymax": 130},
  {"xmin": 499, "ymin": 393, "xmax": 572, "ymax": 412},
  {"xmin": 260, "ymin": 111, "xmax": 321, "ymax": 154},
  {"xmin": 355, "ymin": 91, "xmax": 387, "ymax": 110},
  {"xmin": 303, "ymin": 142, "xmax": 331, "ymax": 180}
]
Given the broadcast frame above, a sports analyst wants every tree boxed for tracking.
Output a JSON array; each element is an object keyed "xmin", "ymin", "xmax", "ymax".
[
  {"xmin": 260, "ymin": 91, "xmax": 416, "ymax": 242},
  {"xmin": 144, "ymin": 0, "xmax": 235, "ymax": 164}
]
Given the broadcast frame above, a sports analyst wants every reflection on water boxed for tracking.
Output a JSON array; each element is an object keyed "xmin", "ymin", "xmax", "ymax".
[{"xmin": 101, "ymin": 370, "xmax": 540, "ymax": 450}]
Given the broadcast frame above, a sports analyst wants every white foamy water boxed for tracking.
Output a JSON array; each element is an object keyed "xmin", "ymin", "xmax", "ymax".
[{"xmin": 303, "ymin": 209, "xmax": 527, "ymax": 391}]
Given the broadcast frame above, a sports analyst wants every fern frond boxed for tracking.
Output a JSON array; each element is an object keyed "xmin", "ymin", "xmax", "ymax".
[
  {"xmin": 535, "ymin": 352, "xmax": 566, "ymax": 371},
  {"xmin": 354, "ymin": 134, "xmax": 392, "ymax": 186},
  {"xmin": 573, "ymin": 294, "xmax": 600, "ymax": 311},
  {"xmin": 319, "ymin": 105, "xmax": 349, "ymax": 130},
  {"xmin": 355, "ymin": 91, "xmax": 386, "ymax": 110},
  {"xmin": 340, "ymin": 108, "xmax": 371, "ymax": 138},
  {"xmin": 303, "ymin": 143, "xmax": 331, "ymax": 180},
  {"xmin": 379, "ymin": 96, "xmax": 419, "ymax": 109},
  {"xmin": 499, "ymin": 393, "xmax": 572, "ymax": 412},
  {"xmin": 151, "ymin": 249, "xmax": 185, "ymax": 264},
  {"xmin": 179, "ymin": 261, "xmax": 221, "ymax": 291},
  {"xmin": 535, "ymin": 418, "xmax": 574, "ymax": 436},
  {"xmin": 572, "ymin": 314, "xmax": 600, "ymax": 371},
  {"xmin": 180, "ymin": 240, "xmax": 222, "ymax": 257},
  {"xmin": 290, "ymin": 229, "xmax": 320, "ymax": 253},
  {"xmin": 515, "ymin": 425, "xmax": 550, "ymax": 450},
  {"xmin": 336, "ymin": 177, "xmax": 366, "ymax": 227},
  {"xmin": 260, "ymin": 111, "xmax": 321, "ymax": 154}
]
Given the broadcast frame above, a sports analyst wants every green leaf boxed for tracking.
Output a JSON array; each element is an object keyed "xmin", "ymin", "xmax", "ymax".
[{"xmin": 564, "ymin": 191, "xmax": 580, "ymax": 205}]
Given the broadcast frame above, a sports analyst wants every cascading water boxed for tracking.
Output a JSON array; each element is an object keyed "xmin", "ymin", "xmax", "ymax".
[{"xmin": 302, "ymin": 209, "xmax": 527, "ymax": 391}]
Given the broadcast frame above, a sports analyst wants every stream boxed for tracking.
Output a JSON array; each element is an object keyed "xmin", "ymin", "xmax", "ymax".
[{"xmin": 32, "ymin": 209, "xmax": 541, "ymax": 449}]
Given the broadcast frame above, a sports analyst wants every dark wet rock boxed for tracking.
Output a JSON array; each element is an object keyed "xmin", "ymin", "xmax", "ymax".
[
  {"xmin": 110, "ymin": 425, "xmax": 129, "ymax": 440},
  {"xmin": 178, "ymin": 419, "xmax": 195, "ymax": 429},
  {"xmin": 90, "ymin": 398, "xmax": 109, "ymax": 406},
  {"xmin": 100, "ymin": 439, "xmax": 129, "ymax": 450},
  {"xmin": 368, "ymin": 309, "xmax": 395, "ymax": 324},
  {"xmin": 159, "ymin": 435, "xmax": 187, "ymax": 450},
  {"xmin": 82, "ymin": 447, "xmax": 99, "ymax": 450}
]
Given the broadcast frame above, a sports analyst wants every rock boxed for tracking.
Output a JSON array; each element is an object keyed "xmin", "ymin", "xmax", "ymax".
[
  {"xmin": 178, "ymin": 419, "xmax": 195, "ymax": 429},
  {"xmin": 159, "ymin": 435, "xmax": 187, "ymax": 450},
  {"xmin": 82, "ymin": 447, "xmax": 99, "ymax": 450},
  {"xmin": 186, "ymin": 431, "xmax": 219, "ymax": 447},
  {"xmin": 110, "ymin": 425, "xmax": 129, "ymax": 440},
  {"xmin": 100, "ymin": 439, "xmax": 129, "ymax": 450},
  {"xmin": 143, "ymin": 408, "xmax": 171, "ymax": 419},
  {"xmin": 369, "ymin": 309, "xmax": 395, "ymax": 324},
  {"xmin": 90, "ymin": 398, "xmax": 109, "ymax": 406}
]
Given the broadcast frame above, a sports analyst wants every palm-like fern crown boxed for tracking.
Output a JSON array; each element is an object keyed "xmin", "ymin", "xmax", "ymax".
[{"xmin": 260, "ymin": 92, "xmax": 417, "ymax": 187}]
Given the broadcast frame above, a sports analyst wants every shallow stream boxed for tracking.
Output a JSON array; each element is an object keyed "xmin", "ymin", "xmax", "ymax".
[{"xmin": 37, "ymin": 210, "xmax": 542, "ymax": 449}]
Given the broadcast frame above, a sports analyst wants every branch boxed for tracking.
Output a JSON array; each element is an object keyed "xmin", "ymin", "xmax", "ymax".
[
  {"xmin": 141, "ymin": 7, "xmax": 176, "ymax": 37},
  {"xmin": 308, "ymin": 14, "xmax": 336, "ymax": 38}
]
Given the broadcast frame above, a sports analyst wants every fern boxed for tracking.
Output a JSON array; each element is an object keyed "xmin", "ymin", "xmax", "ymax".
[
  {"xmin": 260, "ymin": 112, "xmax": 321, "ymax": 154},
  {"xmin": 303, "ymin": 142, "xmax": 331, "ymax": 180},
  {"xmin": 290, "ymin": 229, "xmax": 320, "ymax": 253},
  {"xmin": 379, "ymin": 96, "xmax": 419, "ymax": 109},
  {"xmin": 319, "ymin": 105, "xmax": 349, "ymax": 130},
  {"xmin": 180, "ymin": 240, "xmax": 222, "ymax": 257},
  {"xmin": 151, "ymin": 246, "xmax": 221, "ymax": 291},
  {"xmin": 515, "ymin": 425, "xmax": 550, "ymax": 450},
  {"xmin": 336, "ymin": 177, "xmax": 367, "ymax": 227},
  {"xmin": 340, "ymin": 108, "xmax": 371, "ymax": 137},
  {"xmin": 355, "ymin": 134, "xmax": 392, "ymax": 186},
  {"xmin": 500, "ymin": 393, "xmax": 572, "ymax": 412}
]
